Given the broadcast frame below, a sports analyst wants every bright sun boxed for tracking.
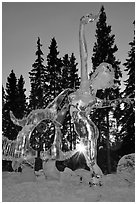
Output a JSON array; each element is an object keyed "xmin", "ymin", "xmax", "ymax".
[{"xmin": 76, "ymin": 142, "xmax": 86, "ymax": 153}]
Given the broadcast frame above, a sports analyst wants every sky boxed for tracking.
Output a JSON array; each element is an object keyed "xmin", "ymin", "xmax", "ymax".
[{"xmin": 2, "ymin": 2, "xmax": 135, "ymax": 97}]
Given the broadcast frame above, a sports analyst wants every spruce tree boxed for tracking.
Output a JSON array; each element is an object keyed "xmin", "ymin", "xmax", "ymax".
[
  {"xmin": 29, "ymin": 37, "xmax": 47, "ymax": 160},
  {"xmin": 61, "ymin": 54, "xmax": 73, "ymax": 150},
  {"xmin": 66, "ymin": 53, "xmax": 80, "ymax": 150},
  {"xmin": 61, "ymin": 54, "xmax": 70, "ymax": 89},
  {"xmin": 2, "ymin": 70, "xmax": 21, "ymax": 140},
  {"xmin": 30, "ymin": 37, "xmax": 62, "ymax": 156},
  {"xmin": 90, "ymin": 5, "xmax": 122, "ymax": 173},
  {"xmin": 2, "ymin": 85, "xmax": 7, "ymax": 135},
  {"xmin": 2, "ymin": 85, "xmax": 6, "ymax": 109},
  {"xmin": 61, "ymin": 53, "xmax": 80, "ymax": 150},
  {"xmin": 61, "ymin": 53, "xmax": 80, "ymax": 90},
  {"xmin": 16, "ymin": 75, "xmax": 28, "ymax": 118},
  {"xmin": 69, "ymin": 53, "xmax": 80, "ymax": 89},
  {"xmin": 2, "ymin": 85, "xmax": 13, "ymax": 171},
  {"xmin": 119, "ymin": 21, "xmax": 135, "ymax": 156},
  {"xmin": 29, "ymin": 37, "xmax": 47, "ymax": 110},
  {"xmin": 45, "ymin": 37, "xmax": 63, "ymax": 106}
]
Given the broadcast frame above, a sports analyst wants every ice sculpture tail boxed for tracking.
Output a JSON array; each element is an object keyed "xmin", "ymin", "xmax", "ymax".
[{"xmin": 10, "ymin": 111, "xmax": 27, "ymax": 127}]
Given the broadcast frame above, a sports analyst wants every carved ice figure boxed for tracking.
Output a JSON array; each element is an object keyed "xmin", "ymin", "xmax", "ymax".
[
  {"xmin": 68, "ymin": 11, "xmax": 134, "ymax": 183},
  {"xmin": 2, "ymin": 10, "xmax": 134, "ymax": 186},
  {"xmin": 2, "ymin": 89, "xmax": 73, "ymax": 170}
]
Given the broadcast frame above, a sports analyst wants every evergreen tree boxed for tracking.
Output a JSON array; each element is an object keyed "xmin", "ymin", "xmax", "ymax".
[
  {"xmin": 2, "ymin": 70, "xmax": 21, "ymax": 140},
  {"xmin": 90, "ymin": 5, "xmax": 122, "ymax": 173},
  {"xmin": 29, "ymin": 37, "xmax": 47, "ymax": 110},
  {"xmin": 61, "ymin": 53, "xmax": 80, "ymax": 150},
  {"xmin": 2, "ymin": 85, "xmax": 12, "ymax": 171},
  {"xmin": 119, "ymin": 21, "xmax": 135, "ymax": 156},
  {"xmin": 16, "ymin": 75, "xmax": 28, "ymax": 118},
  {"xmin": 61, "ymin": 54, "xmax": 70, "ymax": 89},
  {"xmin": 29, "ymin": 37, "xmax": 62, "ymax": 157},
  {"xmin": 45, "ymin": 37, "xmax": 63, "ymax": 106},
  {"xmin": 61, "ymin": 54, "xmax": 73, "ymax": 150},
  {"xmin": 61, "ymin": 53, "xmax": 80, "ymax": 90},
  {"xmin": 29, "ymin": 37, "xmax": 48, "ymax": 159},
  {"xmin": 2, "ymin": 85, "xmax": 7, "ymax": 136},
  {"xmin": 2, "ymin": 85, "xmax": 6, "ymax": 108},
  {"xmin": 69, "ymin": 53, "xmax": 80, "ymax": 90}
]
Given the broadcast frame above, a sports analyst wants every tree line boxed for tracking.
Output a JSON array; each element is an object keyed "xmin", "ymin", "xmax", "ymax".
[{"xmin": 2, "ymin": 6, "xmax": 135, "ymax": 173}]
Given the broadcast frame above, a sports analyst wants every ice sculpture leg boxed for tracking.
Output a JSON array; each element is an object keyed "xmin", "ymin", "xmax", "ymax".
[{"xmin": 70, "ymin": 107, "xmax": 103, "ymax": 178}]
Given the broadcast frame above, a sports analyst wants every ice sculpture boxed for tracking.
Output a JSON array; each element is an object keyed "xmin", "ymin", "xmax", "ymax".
[
  {"xmin": 2, "ymin": 10, "xmax": 134, "ymax": 185},
  {"xmin": 2, "ymin": 89, "xmax": 74, "ymax": 170}
]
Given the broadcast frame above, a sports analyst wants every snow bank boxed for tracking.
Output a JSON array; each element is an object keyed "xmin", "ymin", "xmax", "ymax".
[
  {"xmin": 2, "ymin": 154, "xmax": 135, "ymax": 202},
  {"xmin": 2, "ymin": 169, "xmax": 135, "ymax": 202},
  {"xmin": 2, "ymin": 153, "xmax": 135, "ymax": 202},
  {"xmin": 117, "ymin": 153, "xmax": 135, "ymax": 184}
]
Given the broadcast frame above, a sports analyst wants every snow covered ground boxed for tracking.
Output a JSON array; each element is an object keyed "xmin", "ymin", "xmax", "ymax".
[{"xmin": 2, "ymin": 169, "xmax": 135, "ymax": 202}]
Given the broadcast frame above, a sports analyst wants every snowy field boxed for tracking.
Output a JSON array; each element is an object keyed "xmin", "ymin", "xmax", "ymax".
[{"xmin": 2, "ymin": 169, "xmax": 135, "ymax": 202}]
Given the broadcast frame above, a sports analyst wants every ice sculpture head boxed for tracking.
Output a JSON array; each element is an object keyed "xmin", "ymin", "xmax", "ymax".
[{"xmin": 80, "ymin": 11, "xmax": 100, "ymax": 25}]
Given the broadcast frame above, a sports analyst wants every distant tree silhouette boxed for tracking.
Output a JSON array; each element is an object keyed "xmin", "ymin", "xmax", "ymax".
[
  {"xmin": 90, "ymin": 5, "xmax": 122, "ymax": 173},
  {"xmin": 16, "ymin": 75, "xmax": 28, "ymax": 118},
  {"xmin": 45, "ymin": 37, "xmax": 63, "ymax": 106},
  {"xmin": 29, "ymin": 37, "xmax": 47, "ymax": 110},
  {"xmin": 29, "ymin": 37, "xmax": 48, "ymax": 159},
  {"xmin": 29, "ymin": 37, "xmax": 63, "ymax": 157},
  {"xmin": 61, "ymin": 53, "xmax": 80, "ymax": 89},
  {"xmin": 2, "ymin": 85, "xmax": 7, "ymax": 136},
  {"xmin": 61, "ymin": 54, "xmax": 70, "ymax": 89},
  {"xmin": 2, "ymin": 70, "xmax": 21, "ymax": 140},
  {"xmin": 69, "ymin": 53, "xmax": 80, "ymax": 90},
  {"xmin": 2, "ymin": 85, "xmax": 6, "ymax": 109},
  {"xmin": 119, "ymin": 21, "xmax": 135, "ymax": 156},
  {"xmin": 61, "ymin": 53, "xmax": 80, "ymax": 151},
  {"xmin": 2, "ymin": 74, "xmax": 27, "ymax": 172}
]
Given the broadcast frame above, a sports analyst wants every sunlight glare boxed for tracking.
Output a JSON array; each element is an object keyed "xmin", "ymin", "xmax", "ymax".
[{"xmin": 76, "ymin": 142, "xmax": 86, "ymax": 153}]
